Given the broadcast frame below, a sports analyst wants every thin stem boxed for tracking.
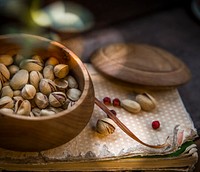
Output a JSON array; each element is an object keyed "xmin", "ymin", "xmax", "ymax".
[{"xmin": 95, "ymin": 97, "xmax": 169, "ymax": 149}]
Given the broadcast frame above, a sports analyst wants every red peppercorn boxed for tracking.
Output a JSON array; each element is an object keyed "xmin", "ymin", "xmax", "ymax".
[
  {"xmin": 103, "ymin": 97, "xmax": 111, "ymax": 105},
  {"xmin": 113, "ymin": 98, "xmax": 121, "ymax": 107},
  {"xmin": 107, "ymin": 110, "xmax": 117, "ymax": 118},
  {"xmin": 152, "ymin": 120, "xmax": 160, "ymax": 130}
]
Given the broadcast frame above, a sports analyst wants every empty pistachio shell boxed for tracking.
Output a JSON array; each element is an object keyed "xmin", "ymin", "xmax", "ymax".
[
  {"xmin": 54, "ymin": 64, "xmax": 69, "ymax": 78},
  {"xmin": 43, "ymin": 65, "xmax": 55, "ymax": 80},
  {"xmin": 20, "ymin": 59, "xmax": 43, "ymax": 72},
  {"xmin": 21, "ymin": 84, "xmax": 36, "ymax": 100},
  {"xmin": 0, "ymin": 96, "xmax": 14, "ymax": 109},
  {"xmin": 96, "ymin": 118, "xmax": 116, "ymax": 135},
  {"xmin": 1, "ymin": 86, "xmax": 13, "ymax": 98},
  {"xmin": 8, "ymin": 65, "xmax": 19, "ymax": 76},
  {"xmin": 29, "ymin": 71, "xmax": 43, "ymax": 91},
  {"xmin": 34, "ymin": 92, "xmax": 49, "ymax": 109},
  {"xmin": 121, "ymin": 99, "xmax": 141, "ymax": 113},
  {"xmin": 39, "ymin": 78, "xmax": 57, "ymax": 95},
  {"xmin": 0, "ymin": 63, "xmax": 10, "ymax": 83},
  {"xmin": 66, "ymin": 75, "xmax": 78, "ymax": 88},
  {"xmin": 45, "ymin": 57, "xmax": 59, "ymax": 66},
  {"xmin": 49, "ymin": 92, "xmax": 67, "ymax": 107},
  {"xmin": 54, "ymin": 78, "xmax": 68, "ymax": 90},
  {"xmin": 10, "ymin": 69, "xmax": 29, "ymax": 90},
  {"xmin": 0, "ymin": 54, "xmax": 13, "ymax": 66},
  {"xmin": 14, "ymin": 99, "xmax": 31, "ymax": 116},
  {"xmin": 135, "ymin": 93, "xmax": 157, "ymax": 111},
  {"xmin": 67, "ymin": 88, "xmax": 81, "ymax": 101}
]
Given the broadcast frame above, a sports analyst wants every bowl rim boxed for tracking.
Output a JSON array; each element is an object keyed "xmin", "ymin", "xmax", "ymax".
[{"xmin": 0, "ymin": 33, "xmax": 92, "ymax": 121}]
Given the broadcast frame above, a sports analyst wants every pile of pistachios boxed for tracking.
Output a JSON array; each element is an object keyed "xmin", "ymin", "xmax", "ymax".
[{"xmin": 0, "ymin": 54, "xmax": 81, "ymax": 117}]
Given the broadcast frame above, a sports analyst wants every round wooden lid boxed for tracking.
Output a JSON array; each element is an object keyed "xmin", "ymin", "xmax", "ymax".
[{"xmin": 90, "ymin": 43, "xmax": 191, "ymax": 88}]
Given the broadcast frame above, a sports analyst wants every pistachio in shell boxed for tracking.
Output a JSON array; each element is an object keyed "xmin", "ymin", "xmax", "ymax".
[
  {"xmin": 0, "ymin": 96, "xmax": 14, "ymax": 109},
  {"xmin": 54, "ymin": 64, "xmax": 69, "ymax": 79},
  {"xmin": 8, "ymin": 65, "xmax": 19, "ymax": 76},
  {"xmin": 67, "ymin": 88, "xmax": 81, "ymax": 101},
  {"xmin": 0, "ymin": 108, "xmax": 14, "ymax": 114},
  {"xmin": 1, "ymin": 85, "xmax": 13, "ymax": 98},
  {"xmin": 34, "ymin": 92, "xmax": 49, "ymax": 109},
  {"xmin": 0, "ymin": 54, "xmax": 13, "ymax": 66},
  {"xmin": 45, "ymin": 57, "xmax": 59, "ymax": 66},
  {"xmin": 19, "ymin": 59, "xmax": 43, "ymax": 72},
  {"xmin": 49, "ymin": 92, "xmax": 67, "ymax": 107},
  {"xmin": 10, "ymin": 69, "xmax": 29, "ymax": 90},
  {"xmin": 40, "ymin": 109, "xmax": 56, "ymax": 116},
  {"xmin": 96, "ymin": 118, "xmax": 116, "ymax": 135},
  {"xmin": 54, "ymin": 78, "xmax": 68, "ymax": 90},
  {"xmin": 66, "ymin": 75, "xmax": 78, "ymax": 88},
  {"xmin": 0, "ymin": 63, "xmax": 10, "ymax": 83},
  {"xmin": 29, "ymin": 71, "xmax": 43, "ymax": 91},
  {"xmin": 39, "ymin": 78, "xmax": 57, "ymax": 95},
  {"xmin": 43, "ymin": 65, "xmax": 55, "ymax": 80},
  {"xmin": 121, "ymin": 99, "xmax": 141, "ymax": 113},
  {"xmin": 14, "ymin": 99, "xmax": 31, "ymax": 116},
  {"xmin": 135, "ymin": 92, "xmax": 157, "ymax": 111},
  {"xmin": 21, "ymin": 84, "xmax": 36, "ymax": 100}
]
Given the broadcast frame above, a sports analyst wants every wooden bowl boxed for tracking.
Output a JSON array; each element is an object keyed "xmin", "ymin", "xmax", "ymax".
[{"xmin": 0, "ymin": 34, "xmax": 94, "ymax": 151}]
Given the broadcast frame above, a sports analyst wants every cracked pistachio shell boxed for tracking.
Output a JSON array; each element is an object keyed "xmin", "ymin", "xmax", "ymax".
[
  {"xmin": 19, "ymin": 59, "xmax": 43, "ymax": 72},
  {"xmin": 10, "ymin": 69, "xmax": 29, "ymax": 90},
  {"xmin": 49, "ymin": 92, "xmax": 67, "ymax": 107},
  {"xmin": 14, "ymin": 99, "xmax": 31, "ymax": 116},
  {"xmin": 13, "ymin": 96, "xmax": 24, "ymax": 103},
  {"xmin": 135, "ymin": 93, "xmax": 157, "ymax": 111},
  {"xmin": 8, "ymin": 65, "xmax": 19, "ymax": 76},
  {"xmin": 66, "ymin": 75, "xmax": 78, "ymax": 88},
  {"xmin": 1, "ymin": 86, "xmax": 13, "ymax": 98},
  {"xmin": 96, "ymin": 118, "xmax": 116, "ymax": 135},
  {"xmin": 29, "ymin": 71, "xmax": 43, "ymax": 91},
  {"xmin": 67, "ymin": 88, "xmax": 81, "ymax": 101},
  {"xmin": 34, "ymin": 92, "xmax": 49, "ymax": 109},
  {"xmin": 0, "ymin": 96, "xmax": 14, "ymax": 109},
  {"xmin": 0, "ymin": 54, "xmax": 13, "ymax": 66},
  {"xmin": 43, "ymin": 65, "xmax": 55, "ymax": 80},
  {"xmin": 121, "ymin": 99, "xmax": 141, "ymax": 113},
  {"xmin": 40, "ymin": 109, "xmax": 56, "ymax": 116},
  {"xmin": 54, "ymin": 78, "xmax": 68, "ymax": 90},
  {"xmin": 0, "ymin": 63, "xmax": 10, "ymax": 83},
  {"xmin": 45, "ymin": 57, "xmax": 59, "ymax": 66},
  {"xmin": 39, "ymin": 79, "xmax": 57, "ymax": 95},
  {"xmin": 21, "ymin": 84, "xmax": 36, "ymax": 100},
  {"xmin": 54, "ymin": 64, "xmax": 69, "ymax": 79}
]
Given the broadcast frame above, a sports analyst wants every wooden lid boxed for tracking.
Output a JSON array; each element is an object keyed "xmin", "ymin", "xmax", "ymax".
[{"xmin": 91, "ymin": 43, "xmax": 191, "ymax": 88}]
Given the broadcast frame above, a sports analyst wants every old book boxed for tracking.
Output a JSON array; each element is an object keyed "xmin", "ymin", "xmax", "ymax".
[{"xmin": 0, "ymin": 64, "xmax": 198, "ymax": 172}]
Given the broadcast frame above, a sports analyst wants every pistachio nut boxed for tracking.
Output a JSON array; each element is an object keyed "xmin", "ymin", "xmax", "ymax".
[
  {"xmin": 1, "ymin": 86, "xmax": 13, "ymax": 98},
  {"xmin": 54, "ymin": 64, "xmax": 69, "ymax": 79},
  {"xmin": 21, "ymin": 84, "xmax": 36, "ymax": 100},
  {"xmin": 67, "ymin": 88, "xmax": 81, "ymax": 101},
  {"xmin": 96, "ymin": 118, "xmax": 116, "ymax": 135},
  {"xmin": 45, "ymin": 57, "xmax": 59, "ymax": 66},
  {"xmin": 39, "ymin": 78, "xmax": 57, "ymax": 95},
  {"xmin": 10, "ymin": 69, "xmax": 29, "ymax": 90},
  {"xmin": 40, "ymin": 109, "xmax": 56, "ymax": 116},
  {"xmin": 121, "ymin": 99, "xmax": 141, "ymax": 113},
  {"xmin": 43, "ymin": 65, "xmax": 55, "ymax": 80},
  {"xmin": 49, "ymin": 92, "xmax": 67, "ymax": 107},
  {"xmin": 32, "ymin": 107, "xmax": 41, "ymax": 117},
  {"xmin": 0, "ymin": 63, "xmax": 10, "ymax": 83},
  {"xmin": 54, "ymin": 78, "xmax": 68, "ymax": 90},
  {"xmin": 29, "ymin": 71, "xmax": 43, "ymax": 91},
  {"xmin": 19, "ymin": 59, "xmax": 43, "ymax": 72},
  {"xmin": 135, "ymin": 92, "xmax": 157, "ymax": 111},
  {"xmin": 0, "ymin": 108, "xmax": 14, "ymax": 114},
  {"xmin": 0, "ymin": 54, "xmax": 13, "ymax": 66},
  {"xmin": 0, "ymin": 96, "xmax": 14, "ymax": 109},
  {"xmin": 34, "ymin": 92, "xmax": 49, "ymax": 109},
  {"xmin": 66, "ymin": 75, "xmax": 78, "ymax": 88},
  {"xmin": 14, "ymin": 99, "xmax": 31, "ymax": 116},
  {"xmin": 8, "ymin": 65, "xmax": 19, "ymax": 76}
]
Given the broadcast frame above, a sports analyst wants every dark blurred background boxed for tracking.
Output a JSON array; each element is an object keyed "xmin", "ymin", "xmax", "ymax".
[{"xmin": 0, "ymin": 0, "xmax": 200, "ymax": 170}]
